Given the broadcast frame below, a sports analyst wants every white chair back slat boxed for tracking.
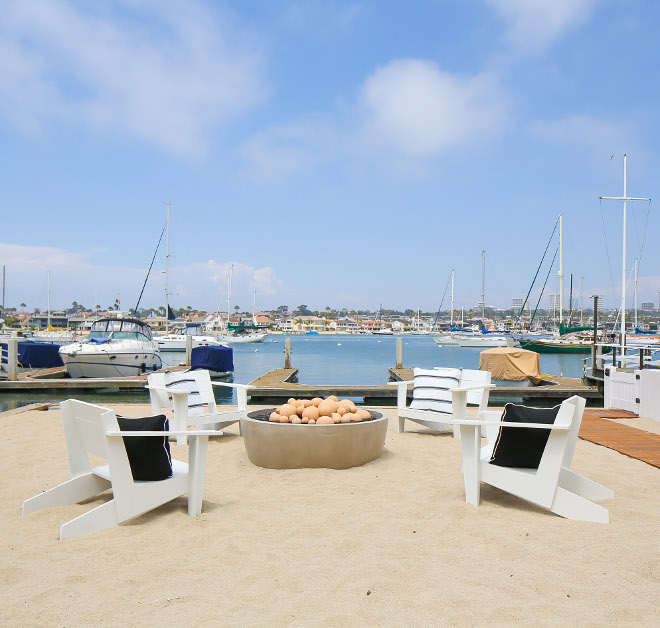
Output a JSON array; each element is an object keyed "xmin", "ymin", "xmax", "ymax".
[
  {"xmin": 460, "ymin": 369, "xmax": 492, "ymax": 407},
  {"xmin": 61, "ymin": 399, "xmax": 111, "ymax": 460}
]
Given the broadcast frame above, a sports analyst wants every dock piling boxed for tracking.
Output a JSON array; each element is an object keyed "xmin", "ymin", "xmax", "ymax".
[
  {"xmin": 396, "ymin": 338, "xmax": 403, "ymax": 369},
  {"xmin": 284, "ymin": 337, "xmax": 291, "ymax": 368},
  {"xmin": 7, "ymin": 338, "xmax": 18, "ymax": 381},
  {"xmin": 185, "ymin": 335, "xmax": 192, "ymax": 366}
]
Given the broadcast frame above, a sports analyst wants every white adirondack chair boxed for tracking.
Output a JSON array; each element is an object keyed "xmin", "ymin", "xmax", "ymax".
[
  {"xmin": 452, "ymin": 395, "xmax": 614, "ymax": 523},
  {"xmin": 147, "ymin": 370, "xmax": 252, "ymax": 445},
  {"xmin": 389, "ymin": 368, "xmax": 494, "ymax": 437},
  {"xmin": 22, "ymin": 399, "xmax": 220, "ymax": 539}
]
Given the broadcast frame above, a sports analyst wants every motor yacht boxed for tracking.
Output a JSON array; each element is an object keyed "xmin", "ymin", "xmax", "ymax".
[
  {"xmin": 156, "ymin": 323, "xmax": 228, "ymax": 352},
  {"xmin": 59, "ymin": 317, "xmax": 162, "ymax": 378}
]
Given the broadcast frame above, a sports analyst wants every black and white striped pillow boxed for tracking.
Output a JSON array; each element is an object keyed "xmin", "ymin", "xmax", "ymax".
[
  {"xmin": 164, "ymin": 371, "xmax": 205, "ymax": 415},
  {"xmin": 410, "ymin": 367, "xmax": 462, "ymax": 413}
]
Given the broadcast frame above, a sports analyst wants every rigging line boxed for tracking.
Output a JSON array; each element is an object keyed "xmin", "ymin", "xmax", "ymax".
[
  {"xmin": 134, "ymin": 223, "xmax": 167, "ymax": 314},
  {"xmin": 514, "ymin": 218, "xmax": 559, "ymax": 329},
  {"xmin": 529, "ymin": 245, "xmax": 559, "ymax": 328},
  {"xmin": 599, "ymin": 198, "xmax": 619, "ymax": 305},
  {"xmin": 432, "ymin": 271, "xmax": 453, "ymax": 332},
  {"xmin": 636, "ymin": 200, "xmax": 652, "ymax": 272}
]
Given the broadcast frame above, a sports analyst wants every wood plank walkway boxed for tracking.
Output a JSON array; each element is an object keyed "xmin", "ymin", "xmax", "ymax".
[{"xmin": 579, "ymin": 409, "xmax": 660, "ymax": 469}]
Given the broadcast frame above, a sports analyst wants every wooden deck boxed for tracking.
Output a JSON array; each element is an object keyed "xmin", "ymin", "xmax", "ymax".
[
  {"xmin": 0, "ymin": 365, "xmax": 189, "ymax": 392},
  {"xmin": 579, "ymin": 409, "xmax": 660, "ymax": 469},
  {"xmin": 247, "ymin": 367, "xmax": 601, "ymax": 404}
]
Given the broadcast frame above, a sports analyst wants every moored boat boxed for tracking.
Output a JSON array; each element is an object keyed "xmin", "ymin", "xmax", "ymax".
[{"xmin": 59, "ymin": 317, "xmax": 162, "ymax": 378}]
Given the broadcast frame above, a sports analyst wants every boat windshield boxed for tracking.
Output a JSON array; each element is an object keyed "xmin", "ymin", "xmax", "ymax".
[
  {"xmin": 171, "ymin": 324, "xmax": 202, "ymax": 336},
  {"xmin": 89, "ymin": 319, "xmax": 153, "ymax": 340}
]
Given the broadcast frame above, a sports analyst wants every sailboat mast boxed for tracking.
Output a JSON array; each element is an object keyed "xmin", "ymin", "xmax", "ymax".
[
  {"xmin": 226, "ymin": 264, "xmax": 233, "ymax": 331},
  {"xmin": 580, "ymin": 276, "xmax": 584, "ymax": 326},
  {"xmin": 600, "ymin": 154, "xmax": 650, "ymax": 352},
  {"xmin": 568, "ymin": 273, "xmax": 573, "ymax": 326},
  {"xmin": 558, "ymin": 215, "xmax": 563, "ymax": 326},
  {"xmin": 47, "ymin": 271, "xmax": 51, "ymax": 329},
  {"xmin": 481, "ymin": 251, "xmax": 485, "ymax": 321},
  {"xmin": 165, "ymin": 202, "xmax": 170, "ymax": 333},
  {"xmin": 634, "ymin": 258, "xmax": 638, "ymax": 330},
  {"xmin": 450, "ymin": 269, "xmax": 454, "ymax": 329},
  {"xmin": 1, "ymin": 265, "xmax": 5, "ymax": 320},
  {"xmin": 253, "ymin": 290, "xmax": 257, "ymax": 326}
]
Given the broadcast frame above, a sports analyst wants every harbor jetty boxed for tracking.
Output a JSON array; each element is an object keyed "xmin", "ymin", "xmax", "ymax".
[{"xmin": 1, "ymin": 337, "xmax": 601, "ymax": 404}]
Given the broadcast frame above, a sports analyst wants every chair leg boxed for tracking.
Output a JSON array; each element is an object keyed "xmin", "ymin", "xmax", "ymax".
[
  {"xmin": 398, "ymin": 417, "xmax": 405, "ymax": 433},
  {"xmin": 187, "ymin": 436, "xmax": 209, "ymax": 516},
  {"xmin": 550, "ymin": 487, "xmax": 609, "ymax": 523},
  {"xmin": 23, "ymin": 473, "xmax": 111, "ymax": 515},
  {"xmin": 459, "ymin": 425, "xmax": 481, "ymax": 506},
  {"xmin": 558, "ymin": 468, "xmax": 614, "ymax": 502},
  {"xmin": 59, "ymin": 500, "xmax": 120, "ymax": 539}
]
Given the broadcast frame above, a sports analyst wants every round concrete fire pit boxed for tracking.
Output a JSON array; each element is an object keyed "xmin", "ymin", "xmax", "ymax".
[{"xmin": 242, "ymin": 409, "xmax": 388, "ymax": 470}]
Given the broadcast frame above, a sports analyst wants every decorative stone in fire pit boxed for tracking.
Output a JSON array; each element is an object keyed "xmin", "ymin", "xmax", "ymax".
[{"xmin": 242, "ymin": 404, "xmax": 388, "ymax": 470}]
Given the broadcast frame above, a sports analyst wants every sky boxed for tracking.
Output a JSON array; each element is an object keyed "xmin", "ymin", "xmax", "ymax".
[{"xmin": 1, "ymin": 0, "xmax": 659, "ymax": 314}]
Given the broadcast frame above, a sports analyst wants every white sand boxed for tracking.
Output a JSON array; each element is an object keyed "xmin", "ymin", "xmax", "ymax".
[{"xmin": 2, "ymin": 404, "xmax": 659, "ymax": 627}]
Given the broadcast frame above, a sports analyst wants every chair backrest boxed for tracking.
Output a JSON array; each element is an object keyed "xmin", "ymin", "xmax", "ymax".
[
  {"xmin": 60, "ymin": 399, "xmax": 124, "ymax": 477},
  {"xmin": 458, "ymin": 369, "xmax": 492, "ymax": 411},
  {"xmin": 148, "ymin": 369, "xmax": 217, "ymax": 418},
  {"xmin": 559, "ymin": 395, "xmax": 586, "ymax": 468},
  {"xmin": 535, "ymin": 395, "xmax": 585, "ymax": 484}
]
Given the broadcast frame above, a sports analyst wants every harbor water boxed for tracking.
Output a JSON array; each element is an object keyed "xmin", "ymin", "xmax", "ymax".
[{"xmin": 0, "ymin": 334, "xmax": 587, "ymax": 412}]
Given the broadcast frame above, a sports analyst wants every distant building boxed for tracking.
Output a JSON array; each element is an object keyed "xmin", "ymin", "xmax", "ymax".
[
  {"xmin": 511, "ymin": 298, "xmax": 523, "ymax": 310},
  {"xmin": 548, "ymin": 294, "xmax": 560, "ymax": 311},
  {"xmin": 640, "ymin": 302, "xmax": 655, "ymax": 310}
]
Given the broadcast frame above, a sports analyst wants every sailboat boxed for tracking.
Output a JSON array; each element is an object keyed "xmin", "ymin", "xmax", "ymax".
[
  {"xmin": 155, "ymin": 204, "xmax": 228, "ymax": 352},
  {"xmin": 213, "ymin": 266, "xmax": 268, "ymax": 344},
  {"xmin": 454, "ymin": 252, "xmax": 512, "ymax": 348},
  {"xmin": 31, "ymin": 272, "xmax": 75, "ymax": 345},
  {"xmin": 372, "ymin": 304, "xmax": 394, "ymax": 335},
  {"xmin": 520, "ymin": 216, "xmax": 612, "ymax": 354}
]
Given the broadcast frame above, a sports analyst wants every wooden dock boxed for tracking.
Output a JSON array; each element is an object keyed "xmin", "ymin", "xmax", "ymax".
[
  {"xmin": 247, "ymin": 368, "xmax": 601, "ymax": 404},
  {"xmin": 0, "ymin": 365, "xmax": 189, "ymax": 392},
  {"xmin": 580, "ymin": 409, "xmax": 660, "ymax": 469}
]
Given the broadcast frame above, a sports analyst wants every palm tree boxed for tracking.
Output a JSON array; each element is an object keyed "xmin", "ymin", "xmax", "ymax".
[
  {"xmin": 95, "ymin": 304, "xmax": 100, "ymax": 311},
  {"xmin": 20, "ymin": 302, "xmax": 26, "ymax": 309}
]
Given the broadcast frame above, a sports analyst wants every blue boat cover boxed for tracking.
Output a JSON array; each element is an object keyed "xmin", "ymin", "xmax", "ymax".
[
  {"xmin": 17, "ymin": 342, "xmax": 64, "ymax": 368},
  {"xmin": 190, "ymin": 345, "xmax": 234, "ymax": 373},
  {"xmin": 88, "ymin": 337, "xmax": 111, "ymax": 344},
  {"xmin": 635, "ymin": 328, "xmax": 656, "ymax": 335}
]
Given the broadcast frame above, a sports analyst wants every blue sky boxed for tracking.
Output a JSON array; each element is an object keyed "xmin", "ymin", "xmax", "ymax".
[{"xmin": 1, "ymin": 0, "xmax": 658, "ymax": 314}]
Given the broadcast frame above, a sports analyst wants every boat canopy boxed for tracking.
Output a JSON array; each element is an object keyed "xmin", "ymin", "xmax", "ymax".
[
  {"xmin": 190, "ymin": 345, "xmax": 234, "ymax": 374},
  {"xmin": 479, "ymin": 347, "xmax": 542, "ymax": 385},
  {"xmin": 89, "ymin": 317, "xmax": 153, "ymax": 340},
  {"xmin": 559, "ymin": 324, "xmax": 593, "ymax": 336},
  {"xmin": 171, "ymin": 323, "xmax": 203, "ymax": 336}
]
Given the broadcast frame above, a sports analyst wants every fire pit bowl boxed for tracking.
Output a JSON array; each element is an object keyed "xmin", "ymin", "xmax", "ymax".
[{"xmin": 242, "ymin": 409, "xmax": 388, "ymax": 469}]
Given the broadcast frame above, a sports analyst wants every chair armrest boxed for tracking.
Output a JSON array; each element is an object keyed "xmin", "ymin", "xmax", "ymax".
[
  {"xmin": 145, "ymin": 385, "xmax": 190, "ymax": 397},
  {"xmin": 387, "ymin": 380, "xmax": 412, "ymax": 386},
  {"xmin": 451, "ymin": 419, "xmax": 570, "ymax": 430},
  {"xmin": 453, "ymin": 384, "xmax": 496, "ymax": 392},
  {"xmin": 106, "ymin": 430, "xmax": 222, "ymax": 437},
  {"xmin": 211, "ymin": 382, "xmax": 254, "ymax": 390}
]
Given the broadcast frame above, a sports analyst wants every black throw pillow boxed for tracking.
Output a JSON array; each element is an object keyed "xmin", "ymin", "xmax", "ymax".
[
  {"xmin": 489, "ymin": 404, "xmax": 560, "ymax": 469},
  {"xmin": 116, "ymin": 414, "xmax": 173, "ymax": 481}
]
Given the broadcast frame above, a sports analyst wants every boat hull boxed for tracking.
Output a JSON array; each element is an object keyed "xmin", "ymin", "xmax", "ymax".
[
  {"xmin": 520, "ymin": 340, "xmax": 612, "ymax": 354},
  {"xmin": 59, "ymin": 341, "xmax": 162, "ymax": 378},
  {"xmin": 456, "ymin": 336, "xmax": 512, "ymax": 348},
  {"xmin": 214, "ymin": 333, "xmax": 268, "ymax": 344},
  {"xmin": 156, "ymin": 335, "xmax": 227, "ymax": 351}
]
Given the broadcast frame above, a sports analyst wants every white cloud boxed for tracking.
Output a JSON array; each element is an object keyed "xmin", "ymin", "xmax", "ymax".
[
  {"xmin": 0, "ymin": 0, "xmax": 264, "ymax": 157},
  {"xmin": 486, "ymin": 0, "xmax": 597, "ymax": 52},
  {"xmin": 239, "ymin": 115, "xmax": 336, "ymax": 183},
  {"xmin": 359, "ymin": 59, "xmax": 508, "ymax": 159},
  {"xmin": 529, "ymin": 115, "xmax": 629, "ymax": 154},
  {"xmin": 0, "ymin": 242, "xmax": 282, "ymax": 310}
]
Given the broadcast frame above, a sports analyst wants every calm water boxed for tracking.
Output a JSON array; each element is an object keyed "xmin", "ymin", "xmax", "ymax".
[{"xmin": 0, "ymin": 334, "xmax": 585, "ymax": 412}]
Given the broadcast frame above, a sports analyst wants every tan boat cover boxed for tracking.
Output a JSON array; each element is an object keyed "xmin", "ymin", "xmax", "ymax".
[{"xmin": 479, "ymin": 347, "xmax": 542, "ymax": 384}]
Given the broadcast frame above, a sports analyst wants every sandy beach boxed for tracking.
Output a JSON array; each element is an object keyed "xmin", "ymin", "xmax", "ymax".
[{"xmin": 2, "ymin": 404, "xmax": 658, "ymax": 627}]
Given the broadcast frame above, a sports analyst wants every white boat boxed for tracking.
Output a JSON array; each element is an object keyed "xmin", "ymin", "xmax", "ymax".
[
  {"xmin": 455, "ymin": 334, "xmax": 513, "ymax": 348},
  {"xmin": 433, "ymin": 333, "xmax": 458, "ymax": 346},
  {"xmin": 156, "ymin": 323, "xmax": 228, "ymax": 352},
  {"xmin": 372, "ymin": 328, "xmax": 394, "ymax": 336},
  {"xmin": 29, "ymin": 330, "xmax": 77, "ymax": 345},
  {"xmin": 59, "ymin": 317, "xmax": 162, "ymax": 378},
  {"xmin": 213, "ymin": 331, "xmax": 268, "ymax": 344}
]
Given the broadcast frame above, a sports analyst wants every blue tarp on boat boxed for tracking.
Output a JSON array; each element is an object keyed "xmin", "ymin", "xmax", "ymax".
[
  {"xmin": 190, "ymin": 345, "xmax": 234, "ymax": 374},
  {"xmin": 18, "ymin": 342, "xmax": 64, "ymax": 368}
]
